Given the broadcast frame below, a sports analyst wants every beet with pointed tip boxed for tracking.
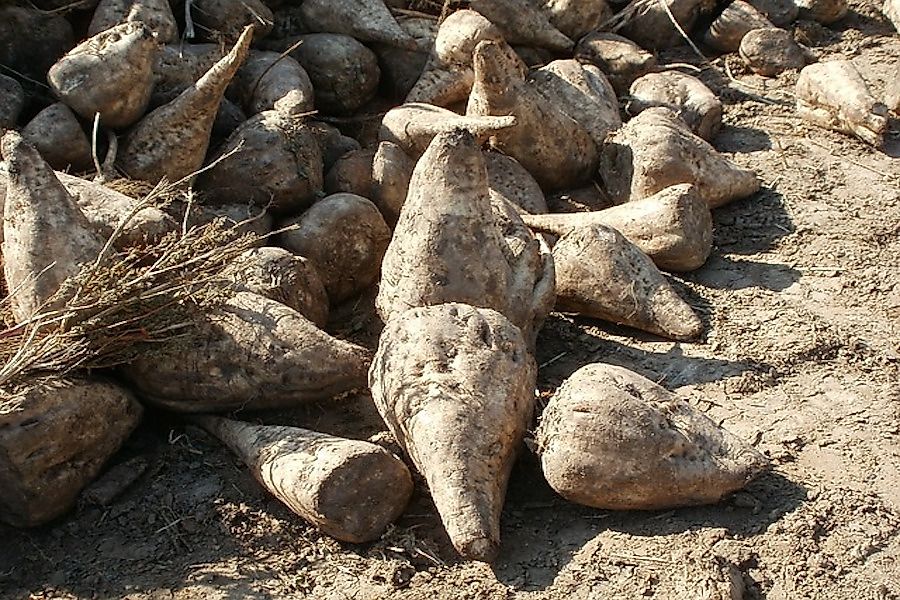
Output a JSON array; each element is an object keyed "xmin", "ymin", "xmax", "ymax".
[
  {"xmin": 119, "ymin": 27, "xmax": 253, "ymax": 185},
  {"xmin": 795, "ymin": 60, "xmax": 888, "ymax": 148},
  {"xmin": 522, "ymin": 184, "xmax": 713, "ymax": 272},
  {"xmin": 536, "ymin": 363, "xmax": 770, "ymax": 510},
  {"xmin": 370, "ymin": 303, "xmax": 537, "ymax": 561},
  {"xmin": 1, "ymin": 131, "xmax": 104, "ymax": 322},
  {"xmin": 599, "ymin": 107, "xmax": 760, "ymax": 208},
  {"xmin": 552, "ymin": 224, "xmax": 703, "ymax": 340}
]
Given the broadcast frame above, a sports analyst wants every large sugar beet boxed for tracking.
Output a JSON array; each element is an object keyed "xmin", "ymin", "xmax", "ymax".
[
  {"xmin": 406, "ymin": 10, "xmax": 500, "ymax": 107},
  {"xmin": 702, "ymin": 0, "xmax": 774, "ymax": 53},
  {"xmin": 627, "ymin": 72, "xmax": 722, "ymax": 141},
  {"xmin": 467, "ymin": 40, "xmax": 598, "ymax": 191},
  {"xmin": 299, "ymin": 0, "xmax": 416, "ymax": 49},
  {"xmin": 1, "ymin": 132, "xmax": 104, "ymax": 322},
  {"xmin": 552, "ymin": 225, "xmax": 702, "ymax": 340},
  {"xmin": 600, "ymin": 108, "xmax": 760, "ymax": 208},
  {"xmin": 739, "ymin": 28, "xmax": 814, "ymax": 77},
  {"xmin": 527, "ymin": 59, "xmax": 622, "ymax": 148},
  {"xmin": 0, "ymin": 163, "xmax": 176, "ymax": 249},
  {"xmin": 0, "ymin": 377, "xmax": 142, "ymax": 527},
  {"xmin": 48, "ymin": 22, "xmax": 157, "ymax": 129},
  {"xmin": 469, "ymin": 0, "xmax": 573, "ymax": 52},
  {"xmin": 194, "ymin": 416, "xmax": 413, "ymax": 543},
  {"xmin": 536, "ymin": 363, "xmax": 769, "ymax": 509},
  {"xmin": 89, "ymin": 0, "xmax": 178, "ymax": 43},
  {"xmin": 278, "ymin": 193, "xmax": 391, "ymax": 304},
  {"xmin": 574, "ymin": 32, "xmax": 657, "ymax": 95},
  {"xmin": 121, "ymin": 292, "xmax": 370, "ymax": 412},
  {"xmin": 370, "ymin": 303, "xmax": 537, "ymax": 561},
  {"xmin": 119, "ymin": 28, "xmax": 252, "ymax": 185},
  {"xmin": 522, "ymin": 184, "xmax": 713, "ymax": 272},
  {"xmin": 21, "ymin": 103, "xmax": 93, "ymax": 172},
  {"xmin": 377, "ymin": 129, "xmax": 554, "ymax": 344},
  {"xmin": 198, "ymin": 110, "xmax": 324, "ymax": 215},
  {"xmin": 795, "ymin": 60, "xmax": 888, "ymax": 148},
  {"xmin": 0, "ymin": 7, "xmax": 74, "ymax": 82}
]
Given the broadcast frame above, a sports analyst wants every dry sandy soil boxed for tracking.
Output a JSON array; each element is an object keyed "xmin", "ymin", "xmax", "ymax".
[{"xmin": 2, "ymin": 2, "xmax": 900, "ymax": 599}]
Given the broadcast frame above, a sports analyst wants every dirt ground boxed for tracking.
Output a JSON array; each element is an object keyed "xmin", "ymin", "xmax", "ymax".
[{"xmin": 3, "ymin": 2, "xmax": 900, "ymax": 599}]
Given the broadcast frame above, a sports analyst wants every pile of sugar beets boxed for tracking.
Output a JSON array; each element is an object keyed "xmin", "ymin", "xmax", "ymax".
[{"xmin": 1, "ymin": 0, "xmax": 898, "ymax": 563}]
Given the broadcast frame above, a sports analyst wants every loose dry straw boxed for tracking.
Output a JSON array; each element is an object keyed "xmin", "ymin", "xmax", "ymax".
[{"xmin": 0, "ymin": 180, "xmax": 265, "ymax": 395}]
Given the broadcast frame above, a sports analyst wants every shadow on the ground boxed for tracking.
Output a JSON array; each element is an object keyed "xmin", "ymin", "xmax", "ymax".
[
  {"xmin": 692, "ymin": 255, "xmax": 802, "ymax": 292},
  {"xmin": 712, "ymin": 186, "xmax": 796, "ymax": 255},
  {"xmin": 493, "ymin": 453, "xmax": 806, "ymax": 592},
  {"xmin": 535, "ymin": 315, "xmax": 774, "ymax": 391}
]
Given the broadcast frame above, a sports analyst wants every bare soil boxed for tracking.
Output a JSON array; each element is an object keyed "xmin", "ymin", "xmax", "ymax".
[{"xmin": 3, "ymin": 3, "xmax": 900, "ymax": 599}]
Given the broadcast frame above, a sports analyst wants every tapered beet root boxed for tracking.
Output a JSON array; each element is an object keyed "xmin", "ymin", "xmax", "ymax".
[
  {"xmin": 552, "ymin": 225, "xmax": 703, "ymax": 340},
  {"xmin": 21, "ymin": 103, "xmax": 93, "ymax": 172},
  {"xmin": 193, "ymin": 416, "xmax": 413, "ymax": 543},
  {"xmin": 521, "ymin": 184, "xmax": 713, "ymax": 272},
  {"xmin": 467, "ymin": 40, "xmax": 598, "ymax": 191},
  {"xmin": 370, "ymin": 303, "xmax": 537, "ymax": 561},
  {"xmin": 406, "ymin": 10, "xmax": 500, "ymax": 107},
  {"xmin": 119, "ymin": 27, "xmax": 252, "ymax": 185},
  {"xmin": 0, "ymin": 75, "xmax": 24, "ymax": 130},
  {"xmin": 223, "ymin": 247, "xmax": 329, "ymax": 327},
  {"xmin": 121, "ymin": 292, "xmax": 370, "ymax": 412},
  {"xmin": 628, "ymin": 72, "xmax": 722, "ymax": 141},
  {"xmin": 299, "ymin": 0, "xmax": 416, "ymax": 49},
  {"xmin": 1, "ymin": 132, "xmax": 104, "ymax": 322},
  {"xmin": 795, "ymin": 61, "xmax": 888, "ymax": 148},
  {"xmin": 48, "ymin": 22, "xmax": 157, "ymax": 129},
  {"xmin": 89, "ymin": 0, "xmax": 178, "ymax": 43},
  {"xmin": 470, "ymin": 0, "xmax": 573, "ymax": 52},
  {"xmin": 198, "ymin": 110, "xmax": 324, "ymax": 214},
  {"xmin": 599, "ymin": 108, "xmax": 760, "ymax": 208},
  {"xmin": 739, "ymin": 28, "xmax": 814, "ymax": 77},
  {"xmin": 575, "ymin": 32, "xmax": 657, "ymax": 95},
  {"xmin": 377, "ymin": 129, "xmax": 554, "ymax": 344},
  {"xmin": 278, "ymin": 194, "xmax": 392, "ymax": 304},
  {"xmin": 0, "ymin": 377, "xmax": 142, "ymax": 527},
  {"xmin": 536, "ymin": 363, "xmax": 769, "ymax": 510},
  {"xmin": 0, "ymin": 164, "xmax": 178, "ymax": 249},
  {"xmin": 379, "ymin": 103, "xmax": 516, "ymax": 156}
]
